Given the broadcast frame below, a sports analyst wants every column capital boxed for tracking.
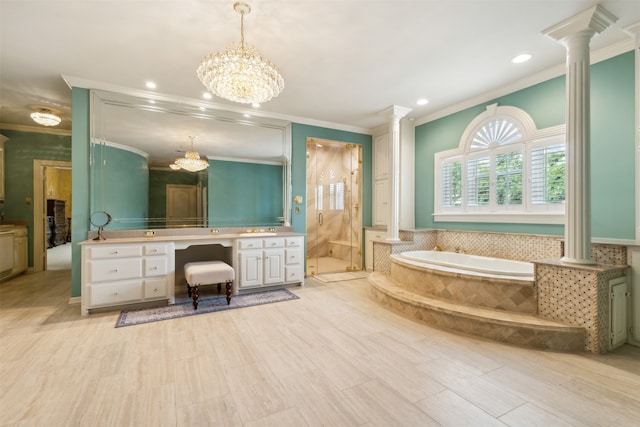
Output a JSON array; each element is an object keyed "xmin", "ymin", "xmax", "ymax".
[
  {"xmin": 380, "ymin": 105, "xmax": 412, "ymax": 120},
  {"xmin": 542, "ymin": 4, "xmax": 617, "ymax": 43}
]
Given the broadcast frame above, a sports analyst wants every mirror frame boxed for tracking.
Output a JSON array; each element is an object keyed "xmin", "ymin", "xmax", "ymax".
[{"xmin": 89, "ymin": 88, "xmax": 292, "ymax": 230}]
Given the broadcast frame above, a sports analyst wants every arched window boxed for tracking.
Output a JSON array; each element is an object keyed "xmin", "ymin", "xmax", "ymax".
[{"xmin": 434, "ymin": 104, "xmax": 565, "ymax": 224}]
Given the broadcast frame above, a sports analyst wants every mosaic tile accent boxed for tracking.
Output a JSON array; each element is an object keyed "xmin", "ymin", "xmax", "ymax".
[
  {"xmin": 535, "ymin": 261, "xmax": 628, "ymax": 353},
  {"xmin": 373, "ymin": 242, "xmax": 391, "ymax": 273},
  {"xmin": 435, "ymin": 230, "xmax": 562, "ymax": 262}
]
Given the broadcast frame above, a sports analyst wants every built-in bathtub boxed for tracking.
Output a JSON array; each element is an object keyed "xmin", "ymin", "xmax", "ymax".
[
  {"xmin": 390, "ymin": 251, "xmax": 536, "ymax": 313},
  {"xmin": 398, "ymin": 250, "xmax": 534, "ymax": 278}
]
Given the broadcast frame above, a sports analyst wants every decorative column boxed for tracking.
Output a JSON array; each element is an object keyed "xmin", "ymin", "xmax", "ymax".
[
  {"xmin": 383, "ymin": 105, "xmax": 411, "ymax": 242},
  {"xmin": 543, "ymin": 5, "xmax": 617, "ymax": 265}
]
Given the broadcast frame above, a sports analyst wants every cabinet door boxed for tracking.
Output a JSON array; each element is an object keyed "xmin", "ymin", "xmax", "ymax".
[
  {"xmin": 14, "ymin": 237, "xmax": 27, "ymax": 272},
  {"xmin": 239, "ymin": 250, "xmax": 263, "ymax": 288},
  {"xmin": 374, "ymin": 134, "xmax": 389, "ymax": 180},
  {"xmin": 0, "ymin": 234, "xmax": 14, "ymax": 272},
  {"xmin": 263, "ymin": 249, "xmax": 285, "ymax": 285},
  {"xmin": 373, "ymin": 179, "xmax": 389, "ymax": 226}
]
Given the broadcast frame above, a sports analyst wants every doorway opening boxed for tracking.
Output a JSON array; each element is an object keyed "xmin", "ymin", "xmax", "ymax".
[
  {"xmin": 33, "ymin": 160, "xmax": 72, "ymax": 272},
  {"xmin": 306, "ymin": 138, "xmax": 362, "ymax": 276}
]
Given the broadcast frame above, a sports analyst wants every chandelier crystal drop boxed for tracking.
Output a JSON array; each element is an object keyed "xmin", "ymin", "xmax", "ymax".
[
  {"xmin": 197, "ymin": 2, "xmax": 284, "ymax": 104},
  {"xmin": 172, "ymin": 136, "xmax": 209, "ymax": 172},
  {"xmin": 31, "ymin": 110, "xmax": 61, "ymax": 126}
]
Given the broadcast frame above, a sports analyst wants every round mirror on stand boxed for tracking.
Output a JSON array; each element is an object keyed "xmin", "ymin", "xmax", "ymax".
[{"xmin": 90, "ymin": 211, "xmax": 112, "ymax": 241}]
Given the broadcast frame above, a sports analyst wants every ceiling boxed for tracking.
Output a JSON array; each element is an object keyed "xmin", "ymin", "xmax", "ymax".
[{"xmin": 1, "ymin": 1, "xmax": 638, "ymax": 160}]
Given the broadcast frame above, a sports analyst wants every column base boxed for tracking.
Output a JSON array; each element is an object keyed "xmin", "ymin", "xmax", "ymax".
[{"xmin": 561, "ymin": 256, "xmax": 597, "ymax": 265}]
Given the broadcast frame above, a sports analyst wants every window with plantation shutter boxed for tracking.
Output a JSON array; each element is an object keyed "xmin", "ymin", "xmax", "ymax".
[
  {"xmin": 433, "ymin": 104, "xmax": 565, "ymax": 224},
  {"xmin": 467, "ymin": 157, "xmax": 490, "ymax": 206},
  {"xmin": 442, "ymin": 161, "xmax": 462, "ymax": 207},
  {"xmin": 531, "ymin": 144, "xmax": 565, "ymax": 205}
]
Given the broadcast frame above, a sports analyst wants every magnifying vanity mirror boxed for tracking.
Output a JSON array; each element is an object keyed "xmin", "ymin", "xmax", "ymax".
[
  {"xmin": 90, "ymin": 210, "xmax": 112, "ymax": 240},
  {"xmin": 90, "ymin": 89, "xmax": 292, "ymax": 231}
]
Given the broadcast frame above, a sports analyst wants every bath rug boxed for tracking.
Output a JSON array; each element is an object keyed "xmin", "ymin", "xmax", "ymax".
[
  {"xmin": 313, "ymin": 271, "xmax": 368, "ymax": 283},
  {"xmin": 115, "ymin": 288, "xmax": 299, "ymax": 327}
]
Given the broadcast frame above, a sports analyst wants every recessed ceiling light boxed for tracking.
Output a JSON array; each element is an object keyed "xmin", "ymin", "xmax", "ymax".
[
  {"xmin": 199, "ymin": 106, "xmax": 206, "ymax": 111},
  {"xmin": 145, "ymin": 81, "xmax": 157, "ymax": 89},
  {"xmin": 203, "ymin": 92, "xmax": 212, "ymax": 100},
  {"xmin": 512, "ymin": 53, "xmax": 533, "ymax": 64},
  {"xmin": 148, "ymin": 99, "xmax": 156, "ymax": 104},
  {"xmin": 417, "ymin": 98, "xmax": 429, "ymax": 106},
  {"xmin": 243, "ymin": 113, "xmax": 251, "ymax": 118},
  {"xmin": 252, "ymin": 103, "xmax": 260, "ymax": 108}
]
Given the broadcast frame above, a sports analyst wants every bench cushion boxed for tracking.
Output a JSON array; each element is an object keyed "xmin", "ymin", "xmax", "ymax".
[{"xmin": 184, "ymin": 261, "xmax": 235, "ymax": 286}]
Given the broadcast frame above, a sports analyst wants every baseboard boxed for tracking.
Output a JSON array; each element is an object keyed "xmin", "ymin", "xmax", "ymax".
[{"xmin": 68, "ymin": 296, "xmax": 81, "ymax": 305}]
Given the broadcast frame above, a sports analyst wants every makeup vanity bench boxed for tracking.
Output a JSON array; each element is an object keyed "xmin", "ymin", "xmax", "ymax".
[{"xmin": 79, "ymin": 229, "xmax": 304, "ymax": 315}]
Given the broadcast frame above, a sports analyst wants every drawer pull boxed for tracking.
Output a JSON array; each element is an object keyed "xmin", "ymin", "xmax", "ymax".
[
  {"xmin": 151, "ymin": 266, "xmax": 158, "ymax": 270},
  {"xmin": 113, "ymin": 292, "xmax": 119, "ymax": 296},
  {"xmin": 248, "ymin": 244, "xmax": 253, "ymax": 247},
  {"xmin": 113, "ymin": 268, "xmax": 119, "ymax": 272},
  {"xmin": 111, "ymin": 250, "xmax": 119, "ymax": 255}
]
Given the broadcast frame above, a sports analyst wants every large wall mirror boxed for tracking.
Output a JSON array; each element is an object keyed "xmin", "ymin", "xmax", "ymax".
[{"xmin": 90, "ymin": 89, "xmax": 292, "ymax": 230}]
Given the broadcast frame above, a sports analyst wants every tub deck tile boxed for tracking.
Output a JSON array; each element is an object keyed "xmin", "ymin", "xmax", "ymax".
[{"xmin": 369, "ymin": 273, "xmax": 585, "ymax": 352}]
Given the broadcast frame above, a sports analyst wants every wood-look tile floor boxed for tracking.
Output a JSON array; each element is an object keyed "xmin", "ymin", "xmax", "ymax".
[{"xmin": 1, "ymin": 269, "xmax": 639, "ymax": 426}]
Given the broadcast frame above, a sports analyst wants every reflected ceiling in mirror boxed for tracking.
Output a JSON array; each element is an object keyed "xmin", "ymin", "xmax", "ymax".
[{"xmin": 91, "ymin": 90, "xmax": 290, "ymax": 167}]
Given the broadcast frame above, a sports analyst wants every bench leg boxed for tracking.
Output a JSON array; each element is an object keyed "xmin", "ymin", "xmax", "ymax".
[
  {"xmin": 226, "ymin": 282, "xmax": 232, "ymax": 305},
  {"xmin": 192, "ymin": 285, "xmax": 199, "ymax": 309},
  {"xmin": 187, "ymin": 283, "xmax": 192, "ymax": 297},
  {"xmin": 217, "ymin": 283, "xmax": 221, "ymax": 294}
]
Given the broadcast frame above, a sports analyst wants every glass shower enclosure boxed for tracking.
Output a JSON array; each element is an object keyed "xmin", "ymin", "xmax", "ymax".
[{"xmin": 305, "ymin": 138, "xmax": 362, "ymax": 276}]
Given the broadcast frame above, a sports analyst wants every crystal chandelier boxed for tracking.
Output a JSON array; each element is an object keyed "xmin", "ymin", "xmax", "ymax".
[
  {"xmin": 31, "ymin": 109, "xmax": 61, "ymax": 126},
  {"xmin": 171, "ymin": 136, "xmax": 209, "ymax": 172},
  {"xmin": 196, "ymin": 2, "xmax": 284, "ymax": 104}
]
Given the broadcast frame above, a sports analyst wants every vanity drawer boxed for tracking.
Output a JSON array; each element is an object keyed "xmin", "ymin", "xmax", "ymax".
[
  {"xmin": 88, "ymin": 245, "xmax": 142, "ymax": 259},
  {"xmin": 285, "ymin": 237, "xmax": 302, "ymax": 247},
  {"xmin": 88, "ymin": 258, "xmax": 143, "ymax": 283},
  {"xmin": 144, "ymin": 277, "xmax": 167, "ymax": 299},
  {"xmin": 285, "ymin": 249, "xmax": 301, "ymax": 265},
  {"xmin": 144, "ymin": 244, "xmax": 171, "ymax": 256},
  {"xmin": 238, "ymin": 239, "xmax": 262, "ymax": 250},
  {"xmin": 90, "ymin": 280, "xmax": 143, "ymax": 306},
  {"xmin": 144, "ymin": 256, "xmax": 168, "ymax": 277},
  {"xmin": 285, "ymin": 266, "xmax": 303, "ymax": 283},
  {"xmin": 264, "ymin": 238, "xmax": 285, "ymax": 249}
]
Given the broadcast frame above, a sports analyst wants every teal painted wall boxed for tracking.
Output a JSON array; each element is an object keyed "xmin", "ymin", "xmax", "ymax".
[
  {"xmin": 1, "ymin": 129, "xmax": 71, "ymax": 267},
  {"xmin": 71, "ymin": 87, "xmax": 90, "ymax": 298},
  {"xmin": 590, "ymin": 52, "xmax": 635, "ymax": 239},
  {"xmin": 208, "ymin": 160, "xmax": 283, "ymax": 226},
  {"xmin": 91, "ymin": 145, "xmax": 148, "ymax": 229},
  {"xmin": 415, "ymin": 51, "xmax": 635, "ymax": 239},
  {"xmin": 290, "ymin": 123, "xmax": 372, "ymax": 235}
]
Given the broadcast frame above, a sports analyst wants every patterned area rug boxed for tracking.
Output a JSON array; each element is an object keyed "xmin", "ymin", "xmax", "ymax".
[
  {"xmin": 115, "ymin": 288, "xmax": 299, "ymax": 327},
  {"xmin": 313, "ymin": 271, "xmax": 368, "ymax": 283}
]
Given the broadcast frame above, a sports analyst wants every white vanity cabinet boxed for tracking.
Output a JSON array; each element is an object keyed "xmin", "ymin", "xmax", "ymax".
[
  {"xmin": 235, "ymin": 236, "xmax": 304, "ymax": 290},
  {"xmin": 284, "ymin": 236, "xmax": 304, "ymax": 283},
  {"xmin": 81, "ymin": 241, "xmax": 174, "ymax": 314},
  {"xmin": 0, "ymin": 226, "xmax": 29, "ymax": 282}
]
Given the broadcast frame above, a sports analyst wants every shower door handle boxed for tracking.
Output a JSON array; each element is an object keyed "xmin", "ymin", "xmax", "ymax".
[{"xmin": 319, "ymin": 212, "xmax": 323, "ymax": 226}]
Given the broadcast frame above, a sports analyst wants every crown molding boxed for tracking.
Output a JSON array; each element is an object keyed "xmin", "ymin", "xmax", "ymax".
[
  {"xmin": 0, "ymin": 123, "xmax": 72, "ymax": 136},
  {"xmin": 413, "ymin": 38, "xmax": 634, "ymax": 127}
]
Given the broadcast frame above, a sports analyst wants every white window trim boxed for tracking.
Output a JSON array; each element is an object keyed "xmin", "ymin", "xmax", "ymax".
[{"xmin": 434, "ymin": 103, "xmax": 566, "ymax": 224}]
